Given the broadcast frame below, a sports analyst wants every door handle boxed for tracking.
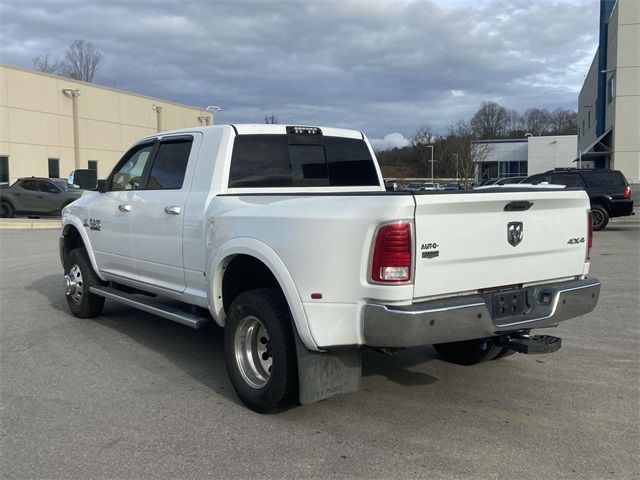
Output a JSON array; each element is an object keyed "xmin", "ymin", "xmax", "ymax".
[
  {"xmin": 164, "ymin": 206, "xmax": 181, "ymax": 215},
  {"xmin": 118, "ymin": 204, "xmax": 131, "ymax": 212}
]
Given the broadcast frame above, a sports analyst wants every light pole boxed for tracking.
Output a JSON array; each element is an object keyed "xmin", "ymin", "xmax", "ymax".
[
  {"xmin": 453, "ymin": 153, "xmax": 459, "ymax": 182},
  {"xmin": 426, "ymin": 145, "xmax": 434, "ymax": 183}
]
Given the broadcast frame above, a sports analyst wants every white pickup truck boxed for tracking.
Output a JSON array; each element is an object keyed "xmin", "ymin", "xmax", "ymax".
[{"xmin": 60, "ymin": 124, "xmax": 600, "ymax": 413}]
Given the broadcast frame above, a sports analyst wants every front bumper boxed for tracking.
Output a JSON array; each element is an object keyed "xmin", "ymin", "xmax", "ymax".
[{"xmin": 363, "ymin": 277, "xmax": 600, "ymax": 347}]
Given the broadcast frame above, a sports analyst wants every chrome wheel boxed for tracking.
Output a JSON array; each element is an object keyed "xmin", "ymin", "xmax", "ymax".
[
  {"xmin": 592, "ymin": 209, "xmax": 605, "ymax": 229},
  {"xmin": 233, "ymin": 315, "xmax": 272, "ymax": 389},
  {"xmin": 64, "ymin": 264, "xmax": 84, "ymax": 305}
]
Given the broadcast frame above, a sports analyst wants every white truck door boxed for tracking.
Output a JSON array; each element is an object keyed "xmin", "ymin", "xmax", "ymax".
[
  {"xmin": 131, "ymin": 134, "xmax": 200, "ymax": 293},
  {"xmin": 90, "ymin": 142, "xmax": 156, "ymax": 279}
]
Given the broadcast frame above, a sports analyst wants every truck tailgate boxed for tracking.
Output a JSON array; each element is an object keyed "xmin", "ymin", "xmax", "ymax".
[{"xmin": 412, "ymin": 190, "xmax": 590, "ymax": 300}]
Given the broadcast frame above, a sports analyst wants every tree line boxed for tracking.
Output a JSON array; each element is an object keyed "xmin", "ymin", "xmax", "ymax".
[{"xmin": 377, "ymin": 101, "xmax": 578, "ymax": 182}]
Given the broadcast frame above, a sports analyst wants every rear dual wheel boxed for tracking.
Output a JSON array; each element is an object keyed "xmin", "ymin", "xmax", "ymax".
[{"xmin": 224, "ymin": 289, "xmax": 298, "ymax": 413}]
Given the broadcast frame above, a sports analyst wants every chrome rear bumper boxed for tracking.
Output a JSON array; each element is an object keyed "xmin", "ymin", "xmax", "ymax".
[{"xmin": 363, "ymin": 277, "xmax": 600, "ymax": 347}]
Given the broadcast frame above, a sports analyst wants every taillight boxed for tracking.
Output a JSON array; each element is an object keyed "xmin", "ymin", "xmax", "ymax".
[
  {"xmin": 587, "ymin": 211, "xmax": 593, "ymax": 260},
  {"xmin": 371, "ymin": 222, "xmax": 412, "ymax": 283},
  {"xmin": 624, "ymin": 185, "xmax": 631, "ymax": 200}
]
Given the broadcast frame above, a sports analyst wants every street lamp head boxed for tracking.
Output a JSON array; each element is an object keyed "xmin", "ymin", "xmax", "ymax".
[{"xmin": 206, "ymin": 105, "xmax": 222, "ymax": 112}]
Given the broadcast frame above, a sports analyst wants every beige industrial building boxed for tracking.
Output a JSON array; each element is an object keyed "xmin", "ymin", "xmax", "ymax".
[
  {"xmin": 0, "ymin": 63, "xmax": 214, "ymax": 186},
  {"xmin": 577, "ymin": 0, "xmax": 640, "ymax": 184}
]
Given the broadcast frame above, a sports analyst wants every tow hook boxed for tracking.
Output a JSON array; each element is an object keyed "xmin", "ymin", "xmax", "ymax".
[
  {"xmin": 502, "ymin": 333, "xmax": 562, "ymax": 354},
  {"xmin": 64, "ymin": 274, "xmax": 77, "ymax": 296}
]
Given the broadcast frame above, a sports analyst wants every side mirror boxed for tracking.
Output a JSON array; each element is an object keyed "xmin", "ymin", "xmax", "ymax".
[
  {"xmin": 67, "ymin": 169, "xmax": 98, "ymax": 190},
  {"xmin": 97, "ymin": 179, "xmax": 108, "ymax": 193}
]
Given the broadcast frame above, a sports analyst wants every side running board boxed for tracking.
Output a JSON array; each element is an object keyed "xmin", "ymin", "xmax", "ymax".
[{"xmin": 89, "ymin": 286, "xmax": 209, "ymax": 329}]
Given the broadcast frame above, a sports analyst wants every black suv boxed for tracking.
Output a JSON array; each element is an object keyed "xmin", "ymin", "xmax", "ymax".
[{"xmin": 524, "ymin": 168, "xmax": 634, "ymax": 231}]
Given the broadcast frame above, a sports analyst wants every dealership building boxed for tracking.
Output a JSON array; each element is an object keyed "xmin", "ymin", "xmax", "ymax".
[
  {"xmin": 577, "ymin": 0, "xmax": 640, "ymax": 183},
  {"xmin": 473, "ymin": 135, "xmax": 578, "ymax": 180},
  {"xmin": 0, "ymin": 64, "xmax": 214, "ymax": 186}
]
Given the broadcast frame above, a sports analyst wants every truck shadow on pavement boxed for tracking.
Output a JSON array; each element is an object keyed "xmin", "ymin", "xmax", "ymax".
[{"xmin": 29, "ymin": 273, "xmax": 441, "ymax": 400}]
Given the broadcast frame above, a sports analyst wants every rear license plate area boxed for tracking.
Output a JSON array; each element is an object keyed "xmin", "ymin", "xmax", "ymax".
[{"xmin": 491, "ymin": 288, "xmax": 527, "ymax": 319}]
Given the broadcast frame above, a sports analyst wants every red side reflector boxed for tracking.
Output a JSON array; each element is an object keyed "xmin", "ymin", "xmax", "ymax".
[
  {"xmin": 587, "ymin": 211, "xmax": 593, "ymax": 260},
  {"xmin": 311, "ymin": 293, "xmax": 322, "ymax": 300},
  {"xmin": 371, "ymin": 222, "xmax": 412, "ymax": 283}
]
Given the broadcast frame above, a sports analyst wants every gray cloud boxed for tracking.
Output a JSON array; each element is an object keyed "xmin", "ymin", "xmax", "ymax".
[{"xmin": 0, "ymin": 0, "xmax": 599, "ymax": 142}]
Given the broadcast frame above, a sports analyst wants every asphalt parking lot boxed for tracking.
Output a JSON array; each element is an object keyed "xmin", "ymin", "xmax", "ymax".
[{"xmin": 1, "ymin": 214, "xmax": 638, "ymax": 479}]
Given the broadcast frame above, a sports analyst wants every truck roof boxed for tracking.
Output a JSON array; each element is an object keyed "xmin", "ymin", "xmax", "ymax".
[{"xmin": 140, "ymin": 124, "xmax": 365, "ymax": 142}]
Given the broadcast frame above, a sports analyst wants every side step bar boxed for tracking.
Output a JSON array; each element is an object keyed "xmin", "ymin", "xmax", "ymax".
[{"xmin": 89, "ymin": 286, "xmax": 209, "ymax": 329}]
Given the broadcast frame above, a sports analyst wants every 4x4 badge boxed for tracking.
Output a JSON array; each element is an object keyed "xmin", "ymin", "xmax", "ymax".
[{"xmin": 507, "ymin": 222, "xmax": 523, "ymax": 247}]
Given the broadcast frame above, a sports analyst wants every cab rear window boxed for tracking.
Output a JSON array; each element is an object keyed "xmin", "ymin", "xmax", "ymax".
[{"xmin": 228, "ymin": 135, "xmax": 379, "ymax": 188}]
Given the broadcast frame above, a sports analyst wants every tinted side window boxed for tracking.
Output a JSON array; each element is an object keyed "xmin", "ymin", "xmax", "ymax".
[
  {"xmin": 111, "ymin": 144, "xmax": 155, "ymax": 191},
  {"xmin": 551, "ymin": 174, "xmax": 583, "ymax": 187},
  {"xmin": 584, "ymin": 171, "xmax": 626, "ymax": 190},
  {"xmin": 228, "ymin": 134, "xmax": 378, "ymax": 188},
  {"xmin": 38, "ymin": 180, "xmax": 60, "ymax": 192},
  {"xmin": 147, "ymin": 139, "xmax": 193, "ymax": 190},
  {"xmin": 20, "ymin": 180, "xmax": 38, "ymax": 191}
]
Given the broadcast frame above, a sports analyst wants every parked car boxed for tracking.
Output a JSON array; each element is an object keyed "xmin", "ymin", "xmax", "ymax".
[
  {"xmin": 443, "ymin": 182, "xmax": 463, "ymax": 191},
  {"xmin": 60, "ymin": 124, "xmax": 599, "ymax": 413},
  {"xmin": 402, "ymin": 182, "xmax": 424, "ymax": 191},
  {"xmin": 0, "ymin": 177, "xmax": 83, "ymax": 218},
  {"xmin": 419, "ymin": 182, "xmax": 438, "ymax": 191},
  {"xmin": 523, "ymin": 168, "xmax": 634, "ymax": 230}
]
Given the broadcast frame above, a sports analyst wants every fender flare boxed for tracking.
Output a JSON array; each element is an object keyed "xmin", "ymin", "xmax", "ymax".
[
  {"xmin": 61, "ymin": 217, "xmax": 107, "ymax": 282},
  {"xmin": 209, "ymin": 237, "xmax": 319, "ymax": 351}
]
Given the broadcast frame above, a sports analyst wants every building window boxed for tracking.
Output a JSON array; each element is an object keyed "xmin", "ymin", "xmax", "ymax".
[
  {"xmin": 587, "ymin": 110, "xmax": 591, "ymax": 129},
  {"xmin": 88, "ymin": 160, "xmax": 98, "ymax": 172},
  {"xmin": 48, "ymin": 158, "xmax": 60, "ymax": 178},
  {"xmin": 607, "ymin": 74, "xmax": 616, "ymax": 104},
  {"xmin": 0, "ymin": 156, "xmax": 9, "ymax": 186}
]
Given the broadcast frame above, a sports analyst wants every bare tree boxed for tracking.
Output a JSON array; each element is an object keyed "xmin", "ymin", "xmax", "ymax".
[
  {"xmin": 550, "ymin": 108, "xmax": 578, "ymax": 135},
  {"xmin": 410, "ymin": 125, "xmax": 436, "ymax": 178},
  {"xmin": 62, "ymin": 40, "xmax": 103, "ymax": 82},
  {"xmin": 470, "ymin": 101, "xmax": 508, "ymax": 139},
  {"xmin": 523, "ymin": 108, "xmax": 552, "ymax": 136},
  {"xmin": 441, "ymin": 120, "xmax": 492, "ymax": 187},
  {"xmin": 32, "ymin": 53, "xmax": 63, "ymax": 74},
  {"xmin": 264, "ymin": 114, "xmax": 279, "ymax": 124}
]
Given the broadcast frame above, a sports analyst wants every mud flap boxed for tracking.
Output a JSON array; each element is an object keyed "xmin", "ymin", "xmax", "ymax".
[{"xmin": 294, "ymin": 330, "xmax": 362, "ymax": 405}]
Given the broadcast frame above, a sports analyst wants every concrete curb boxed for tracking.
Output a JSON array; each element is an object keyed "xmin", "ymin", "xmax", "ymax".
[{"xmin": 0, "ymin": 219, "xmax": 61, "ymax": 230}]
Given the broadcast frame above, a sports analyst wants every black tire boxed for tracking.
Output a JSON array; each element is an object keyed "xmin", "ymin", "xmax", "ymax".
[
  {"xmin": 591, "ymin": 205, "xmax": 609, "ymax": 231},
  {"xmin": 1, "ymin": 200, "xmax": 15, "ymax": 218},
  {"xmin": 433, "ymin": 337, "xmax": 503, "ymax": 365},
  {"xmin": 64, "ymin": 248, "xmax": 105, "ymax": 318},
  {"xmin": 224, "ymin": 288, "xmax": 298, "ymax": 413}
]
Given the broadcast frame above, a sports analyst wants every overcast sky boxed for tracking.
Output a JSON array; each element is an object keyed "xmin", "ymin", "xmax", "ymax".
[{"xmin": 0, "ymin": 0, "xmax": 600, "ymax": 149}]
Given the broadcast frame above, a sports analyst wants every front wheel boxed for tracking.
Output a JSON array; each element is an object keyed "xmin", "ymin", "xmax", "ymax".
[
  {"xmin": 433, "ymin": 337, "xmax": 503, "ymax": 365},
  {"xmin": 64, "ymin": 248, "xmax": 105, "ymax": 318},
  {"xmin": 224, "ymin": 289, "xmax": 298, "ymax": 413}
]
